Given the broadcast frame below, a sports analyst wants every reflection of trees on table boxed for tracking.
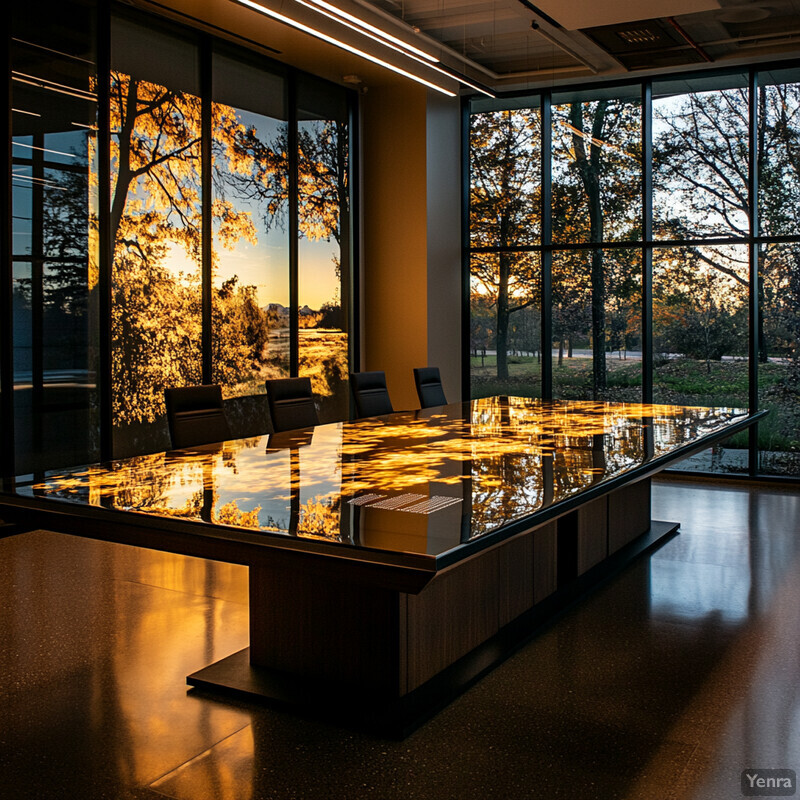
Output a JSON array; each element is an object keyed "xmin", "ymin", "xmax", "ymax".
[{"xmin": 32, "ymin": 399, "xmax": 751, "ymax": 548}]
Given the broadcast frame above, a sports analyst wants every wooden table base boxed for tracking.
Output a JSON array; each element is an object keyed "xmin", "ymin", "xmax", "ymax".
[{"xmin": 188, "ymin": 495, "xmax": 678, "ymax": 737}]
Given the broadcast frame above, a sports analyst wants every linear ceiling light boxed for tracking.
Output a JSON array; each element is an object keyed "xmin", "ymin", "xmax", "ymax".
[
  {"xmin": 13, "ymin": 141, "xmax": 81, "ymax": 158},
  {"xmin": 431, "ymin": 62, "xmax": 495, "ymax": 98},
  {"xmin": 231, "ymin": 0, "xmax": 457, "ymax": 96},
  {"xmin": 305, "ymin": 0, "xmax": 438, "ymax": 62},
  {"xmin": 292, "ymin": 0, "xmax": 495, "ymax": 96},
  {"xmin": 12, "ymin": 71, "xmax": 97, "ymax": 102},
  {"xmin": 295, "ymin": 0, "xmax": 490, "ymax": 97},
  {"xmin": 292, "ymin": 0, "xmax": 436, "ymax": 63}
]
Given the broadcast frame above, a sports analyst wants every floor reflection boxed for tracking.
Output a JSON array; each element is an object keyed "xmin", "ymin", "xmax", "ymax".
[
  {"xmin": 0, "ymin": 533, "xmax": 251, "ymax": 798},
  {"xmin": 1, "ymin": 479, "xmax": 799, "ymax": 799}
]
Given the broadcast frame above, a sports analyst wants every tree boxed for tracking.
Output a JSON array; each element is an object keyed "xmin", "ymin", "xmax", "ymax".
[
  {"xmin": 108, "ymin": 72, "xmax": 349, "ymax": 436},
  {"xmin": 220, "ymin": 116, "xmax": 350, "ymax": 298},
  {"xmin": 469, "ymin": 109, "xmax": 540, "ymax": 381},
  {"xmin": 110, "ymin": 72, "xmax": 262, "ymax": 430},
  {"xmin": 654, "ymin": 250, "xmax": 747, "ymax": 371},
  {"xmin": 551, "ymin": 98, "xmax": 642, "ymax": 396},
  {"xmin": 217, "ymin": 113, "xmax": 351, "ymax": 418}
]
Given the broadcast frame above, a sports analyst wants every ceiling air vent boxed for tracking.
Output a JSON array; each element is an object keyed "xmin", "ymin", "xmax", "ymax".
[
  {"xmin": 582, "ymin": 18, "xmax": 703, "ymax": 70},
  {"xmin": 617, "ymin": 27, "xmax": 661, "ymax": 45}
]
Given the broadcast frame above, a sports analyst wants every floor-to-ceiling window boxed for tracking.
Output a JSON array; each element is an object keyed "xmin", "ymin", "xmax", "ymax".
[
  {"xmin": 466, "ymin": 66, "xmax": 800, "ymax": 480},
  {"xmin": 10, "ymin": 0, "xmax": 100, "ymax": 475},
  {"xmin": 296, "ymin": 76, "xmax": 352, "ymax": 424},
  {"xmin": 651, "ymin": 74, "xmax": 751, "ymax": 473},
  {"xmin": 210, "ymin": 47, "xmax": 291, "ymax": 435},
  {"xmin": 4, "ymin": 2, "xmax": 357, "ymax": 475},
  {"xmin": 550, "ymin": 86, "xmax": 642, "ymax": 403},
  {"xmin": 110, "ymin": 16, "xmax": 204, "ymax": 458},
  {"xmin": 468, "ymin": 99, "xmax": 542, "ymax": 399},
  {"xmin": 756, "ymin": 68, "xmax": 800, "ymax": 476}
]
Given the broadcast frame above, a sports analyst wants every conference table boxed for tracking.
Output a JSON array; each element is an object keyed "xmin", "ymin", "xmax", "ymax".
[{"xmin": 2, "ymin": 397, "xmax": 763, "ymax": 734}]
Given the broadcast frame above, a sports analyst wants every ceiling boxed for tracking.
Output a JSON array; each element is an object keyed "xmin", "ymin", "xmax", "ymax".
[
  {"xmin": 149, "ymin": 0, "xmax": 800, "ymax": 95},
  {"xmin": 363, "ymin": 0, "xmax": 800, "ymax": 86}
]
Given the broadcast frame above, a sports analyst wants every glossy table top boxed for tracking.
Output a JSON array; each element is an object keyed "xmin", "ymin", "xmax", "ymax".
[{"xmin": 10, "ymin": 398, "xmax": 756, "ymax": 561}]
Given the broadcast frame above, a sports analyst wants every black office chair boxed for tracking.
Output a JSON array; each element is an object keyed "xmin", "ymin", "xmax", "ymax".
[
  {"xmin": 265, "ymin": 377, "xmax": 319, "ymax": 432},
  {"xmin": 413, "ymin": 366, "xmax": 447, "ymax": 409},
  {"xmin": 350, "ymin": 371, "xmax": 394, "ymax": 418},
  {"xmin": 164, "ymin": 384, "xmax": 231, "ymax": 449}
]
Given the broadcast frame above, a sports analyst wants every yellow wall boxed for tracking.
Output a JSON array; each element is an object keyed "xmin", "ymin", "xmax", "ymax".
[{"xmin": 360, "ymin": 80, "xmax": 462, "ymax": 410}]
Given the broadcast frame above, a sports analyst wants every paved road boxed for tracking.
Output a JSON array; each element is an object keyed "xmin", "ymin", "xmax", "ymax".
[{"xmin": 473, "ymin": 350, "xmax": 786, "ymax": 363}]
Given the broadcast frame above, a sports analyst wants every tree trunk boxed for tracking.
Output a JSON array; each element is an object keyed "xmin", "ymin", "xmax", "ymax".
[
  {"xmin": 110, "ymin": 77, "xmax": 139, "ymax": 249},
  {"xmin": 496, "ymin": 299, "xmax": 509, "ymax": 380},
  {"xmin": 495, "ymin": 121, "xmax": 514, "ymax": 383},
  {"xmin": 569, "ymin": 102, "xmax": 607, "ymax": 398},
  {"xmin": 591, "ymin": 247, "xmax": 607, "ymax": 395},
  {"xmin": 757, "ymin": 247, "xmax": 768, "ymax": 363}
]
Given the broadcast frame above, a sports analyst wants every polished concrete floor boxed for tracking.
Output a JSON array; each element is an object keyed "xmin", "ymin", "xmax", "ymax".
[{"xmin": 1, "ymin": 478, "xmax": 799, "ymax": 800}]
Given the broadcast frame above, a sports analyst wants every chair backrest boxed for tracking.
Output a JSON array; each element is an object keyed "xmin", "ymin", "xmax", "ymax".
[
  {"xmin": 265, "ymin": 377, "xmax": 319, "ymax": 432},
  {"xmin": 164, "ymin": 384, "xmax": 231, "ymax": 449},
  {"xmin": 350, "ymin": 371, "xmax": 394, "ymax": 418},
  {"xmin": 413, "ymin": 366, "xmax": 447, "ymax": 409}
]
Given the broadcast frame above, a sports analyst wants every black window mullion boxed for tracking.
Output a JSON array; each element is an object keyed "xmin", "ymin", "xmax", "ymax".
[
  {"xmin": 749, "ymin": 68, "xmax": 760, "ymax": 476},
  {"xmin": 642, "ymin": 81, "xmax": 653, "ymax": 404},
  {"xmin": 201, "ymin": 36, "xmax": 213, "ymax": 385},
  {"xmin": 347, "ymin": 91, "xmax": 359, "ymax": 385},
  {"xmin": 31, "ymin": 132, "xmax": 45, "ymax": 458},
  {"xmin": 540, "ymin": 93, "xmax": 552, "ymax": 400},
  {"xmin": 461, "ymin": 98, "xmax": 471, "ymax": 401},
  {"xmin": 98, "ymin": 0, "xmax": 113, "ymax": 461},
  {"xmin": 288, "ymin": 75, "xmax": 299, "ymax": 376},
  {"xmin": 2, "ymin": 13, "xmax": 14, "ymax": 480}
]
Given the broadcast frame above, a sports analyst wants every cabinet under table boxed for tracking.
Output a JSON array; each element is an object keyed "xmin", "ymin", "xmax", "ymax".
[{"xmin": 187, "ymin": 475, "xmax": 666, "ymax": 733}]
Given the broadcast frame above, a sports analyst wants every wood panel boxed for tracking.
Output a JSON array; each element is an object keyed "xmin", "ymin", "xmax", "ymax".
[
  {"xmin": 497, "ymin": 530, "xmax": 535, "ymax": 627},
  {"xmin": 577, "ymin": 496, "xmax": 608, "ymax": 575},
  {"xmin": 404, "ymin": 521, "xmax": 558, "ymax": 691},
  {"xmin": 249, "ymin": 563, "xmax": 403, "ymax": 697},
  {"xmin": 608, "ymin": 477, "xmax": 651, "ymax": 553},
  {"xmin": 405, "ymin": 547, "xmax": 499, "ymax": 691},
  {"xmin": 533, "ymin": 521, "xmax": 558, "ymax": 603}
]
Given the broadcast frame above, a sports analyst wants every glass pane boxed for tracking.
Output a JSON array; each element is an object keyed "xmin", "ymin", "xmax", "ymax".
[
  {"xmin": 110, "ymin": 18, "xmax": 202, "ymax": 457},
  {"xmin": 758, "ymin": 71, "xmax": 800, "ymax": 238},
  {"xmin": 211, "ymin": 52, "xmax": 289, "ymax": 401},
  {"xmin": 653, "ymin": 74, "xmax": 749, "ymax": 241},
  {"xmin": 11, "ymin": 0, "xmax": 99, "ymax": 474},
  {"xmin": 551, "ymin": 87, "xmax": 642, "ymax": 244},
  {"xmin": 552, "ymin": 249, "xmax": 642, "ymax": 401},
  {"xmin": 296, "ymin": 78, "xmax": 351, "ymax": 424},
  {"xmin": 469, "ymin": 252, "xmax": 541, "ymax": 399},
  {"xmin": 12, "ymin": 261, "xmax": 32, "ymax": 471},
  {"xmin": 758, "ymin": 242, "xmax": 800, "ymax": 476},
  {"xmin": 653, "ymin": 245, "xmax": 749, "ymax": 473},
  {"xmin": 469, "ymin": 107, "xmax": 541, "ymax": 248}
]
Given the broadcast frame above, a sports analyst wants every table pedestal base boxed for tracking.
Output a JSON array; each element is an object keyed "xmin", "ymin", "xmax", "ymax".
[{"xmin": 187, "ymin": 517, "xmax": 679, "ymax": 737}]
